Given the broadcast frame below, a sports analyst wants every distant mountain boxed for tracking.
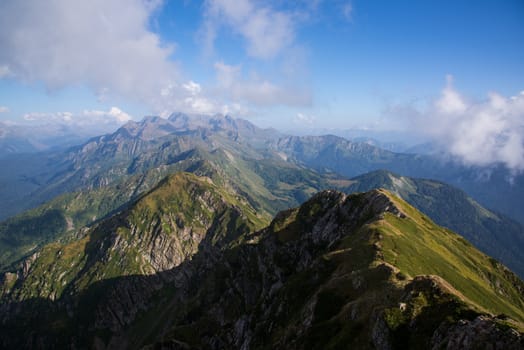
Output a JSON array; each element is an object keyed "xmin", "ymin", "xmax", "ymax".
[
  {"xmin": 168, "ymin": 112, "xmax": 282, "ymax": 147},
  {"xmin": 270, "ymin": 134, "xmax": 524, "ymax": 224},
  {"xmin": 0, "ymin": 119, "xmax": 346, "ymax": 269},
  {"xmin": 0, "ymin": 120, "xmax": 123, "ymax": 158},
  {"xmin": 0, "ymin": 122, "xmax": 44, "ymax": 155},
  {"xmin": 1, "ymin": 181, "xmax": 522, "ymax": 348},
  {"xmin": 3, "ymin": 114, "xmax": 522, "ymax": 225},
  {"xmin": 344, "ymin": 170, "xmax": 524, "ymax": 278},
  {"xmin": 2, "ymin": 113, "xmax": 362, "ymax": 222},
  {"xmin": 2, "ymin": 114, "xmax": 524, "ymax": 280},
  {"xmin": 286, "ymin": 127, "xmax": 428, "ymax": 153}
]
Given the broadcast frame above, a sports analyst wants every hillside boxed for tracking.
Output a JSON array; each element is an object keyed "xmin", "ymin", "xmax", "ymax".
[
  {"xmin": 0, "ymin": 114, "xmax": 299, "ymax": 221},
  {"xmin": 1, "ymin": 177, "xmax": 522, "ymax": 349},
  {"xmin": 0, "ymin": 138, "xmax": 347, "ymax": 271},
  {"xmin": 344, "ymin": 170, "xmax": 524, "ymax": 278},
  {"xmin": 270, "ymin": 134, "xmax": 524, "ymax": 224},
  {"xmin": 2, "ymin": 114, "xmax": 523, "ymax": 228}
]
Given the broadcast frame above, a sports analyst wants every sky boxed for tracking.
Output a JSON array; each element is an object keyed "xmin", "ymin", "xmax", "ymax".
[{"xmin": 0, "ymin": 0, "xmax": 523, "ymax": 169}]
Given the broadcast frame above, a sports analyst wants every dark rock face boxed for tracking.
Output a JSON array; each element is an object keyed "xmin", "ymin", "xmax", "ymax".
[
  {"xmin": 0, "ymin": 185, "xmax": 523, "ymax": 349},
  {"xmin": 431, "ymin": 316, "xmax": 523, "ymax": 350}
]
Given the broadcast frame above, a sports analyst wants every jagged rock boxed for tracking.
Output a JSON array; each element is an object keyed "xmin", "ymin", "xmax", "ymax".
[
  {"xmin": 431, "ymin": 316, "xmax": 523, "ymax": 349},
  {"xmin": 1, "ymin": 181, "xmax": 523, "ymax": 349}
]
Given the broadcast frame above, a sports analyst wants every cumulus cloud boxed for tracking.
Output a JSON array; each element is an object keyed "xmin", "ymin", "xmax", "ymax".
[
  {"xmin": 201, "ymin": 2, "xmax": 314, "ymax": 110},
  {"xmin": 403, "ymin": 76, "xmax": 524, "ymax": 172},
  {"xmin": 82, "ymin": 107, "xmax": 133, "ymax": 124},
  {"xmin": 0, "ymin": 0, "xmax": 313, "ymax": 119},
  {"xmin": 202, "ymin": 0, "xmax": 295, "ymax": 59},
  {"xmin": 0, "ymin": 106, "xmax": 8, "ymax": 113},
  {"xmin": 0, "ymin": 0, "xmax": 189, "ymax": 114},
  {"xmin": 214, "ymin": 61, "xmax": 310, "ymax": 106},
  {"xmin": 23, "ymin": 107, "xmax": 133, "ymax": 127}
]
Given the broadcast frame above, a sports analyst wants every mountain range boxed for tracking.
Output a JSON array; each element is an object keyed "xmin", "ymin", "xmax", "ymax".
[
  {"xmin": 0, "ymin": 113, "xmax": 523, "ymax": 348},
  {"xmin": 343, "ymin": 170, "xmax": 524, "ymax": 278},
  {"xmin": 0, "ymin": 114, "xmax": 522, "ymax": 277},
  {"xmin": 2, "ymin": 113, "xmax": 522, "ymax": 225},
  {"xmin": 1, "ymin": 173, "xmax": 522, "ymax": 348},
  {"xmin": 0, "ymin": 119, "xmax": 124, "ymax": 158}
]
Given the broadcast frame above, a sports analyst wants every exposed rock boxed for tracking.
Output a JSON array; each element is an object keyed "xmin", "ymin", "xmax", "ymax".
[
  {"xmin": 1, "ymin": 184, "xmax": 523, "ymax": 349},
  {"xmin": 431, "ymin": 316, "xmax": 523, "ymax": 349}
]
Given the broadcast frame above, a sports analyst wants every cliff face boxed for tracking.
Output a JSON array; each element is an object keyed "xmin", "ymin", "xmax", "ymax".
[
  {"xmin": 0, "ymin": 176, "xmax": 523, "ymax": 349},
  {"xmin": 0, "ymin": 172, "xmax": 266, "ymax": 347}
]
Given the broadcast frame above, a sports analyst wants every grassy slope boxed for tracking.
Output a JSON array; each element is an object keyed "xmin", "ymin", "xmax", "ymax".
[
  {"xmin": 260, "ymin": 189, "xmax": 524, "ymax": 349},
  {"xmin": 344, "ymin": 170, "xmax": 524, "ymax": 278},
  {"xmin": 0, "ymin": 141, "xmax": 345, "ymax": 272},
  {"xmin": 372, "ymin": 190, "xmax": 524, "ymax": 321},
  {"xmin": 147, "ymin": 188, "xmax": 524, "ymax": 349},
  {"xmin": 2, "ymin": 185, "xmax": 523, "ymax": 349},
  {"xmin": 2, "ymin": 172, "xmax": 270, "ymax": 302},
  {"xmin": 0, "ymin": 169, "xmax": 171, "ymax": 271}
]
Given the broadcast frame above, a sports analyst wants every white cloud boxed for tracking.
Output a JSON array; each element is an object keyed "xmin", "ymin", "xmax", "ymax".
[
  {"xmin": 183, "ymin": 96, "xmax": 216, "ymax": 114},
  {"xmin": 203, "ymin": 0, "xmax": 295, "ymax": 59},
  {"xmin": 403, "ymin": 76, "xmax": 524, "ymax": 172},
  {"xmin": 23, "ymin": 107, "xmax": 133, "ymax": 127},
  {"xmin": 221, "ymin": 103, "xmax": 249, "ymax": 116},
  {"xmin": 183, "ymin": 81, "xmax": 202, "ymax": 96},
  {"xmin": 436, "ymin": 75, "xmax": 467, "ymax": 114},
  {"xmin": 0, "ymin": 0, "xmax": 314, "ymax": 119},
  {"xmin": 0, "ymin": 0, "xmax": 190, "ymax": 114},
  {"xmin": 23, "ymin": 111, "xmax": 74, "ymax": 123},
  {"xmin": 83, "ymin": 107, "xmax": 133, "ymax": 123},
  {"xmin": 294, "ymin": 113, "xmax": 315, "ymax": 125},
  {"xmin": 0, "ymin": 106, "xmax": 8, "ymax": 113},
  {"xmin": 214, "ymin": 61, "xmax": 310, "ymax": 106}
]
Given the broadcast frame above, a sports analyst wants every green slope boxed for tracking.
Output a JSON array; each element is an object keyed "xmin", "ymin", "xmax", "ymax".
[
  {"xmin": 271, "ymin": 134, "xmax": 524, "ymax": 225},
  {"xmin": 1, "ymin": 185, "xmax": 523, "ymax": 349},
  {"xmin": 0, "ymin": 167, "xmax": 187, "ymax": 271},
  {"xmin": 0, "ymin": 137, "xmax": 346, "ymax": 272},
  {"xmin": 0, "ymin": 172, "xmax": 268, "ymax": 302},
  {"xmin": 344, "ymin": 170, "xmax": 524, "ymax": 278},
  {"xmin": 371, "ymin": 190, "xmax": 524, "ymax": 321},
  {"xmin": 135, "ymin": 188, "xmax": 524, "ymax": 349}
]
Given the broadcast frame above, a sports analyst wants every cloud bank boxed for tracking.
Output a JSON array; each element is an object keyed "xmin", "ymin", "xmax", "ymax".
[
  {"xmin": 0, "ymin": 0, "xmax": 184, "ymax": 111},
  {"xmin": 23, "ymin": 107, "xmax": 132, "ymax": 128},
  {"xmin": 406, "ymin": 76, "xmax": 524, "ymax": 172},
  {"xmin": 0, "ymin": 0, "xmax": 312, "ymax": 119},
  {"xmin": 202, "ymin": 1, "xmax": 311, "ymax": 109}
]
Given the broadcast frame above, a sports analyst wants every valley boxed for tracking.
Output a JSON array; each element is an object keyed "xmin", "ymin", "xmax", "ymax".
[{"xmin": 0, "ymin": 113, "xmax": 523, "ymax": 348}]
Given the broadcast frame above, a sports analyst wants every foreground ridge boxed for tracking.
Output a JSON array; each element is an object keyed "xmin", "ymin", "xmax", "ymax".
[{"xmin": 0, "ymin": 176, "xmax": 522, "ymax": 349}]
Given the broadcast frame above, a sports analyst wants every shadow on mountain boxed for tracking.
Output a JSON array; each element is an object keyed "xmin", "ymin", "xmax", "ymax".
[
  {"xmin": 0, "ymin": 255, "xmax": 197, "ymax": 348},
  {"xmin": 2, "ymin": 189, "xmax": 524, "ymax": 349}
]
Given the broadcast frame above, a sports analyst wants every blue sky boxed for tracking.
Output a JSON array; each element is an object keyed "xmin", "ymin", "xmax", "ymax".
[{"xmin": 0, "ymin": 0, "xmax": 523, "ymax": 133}]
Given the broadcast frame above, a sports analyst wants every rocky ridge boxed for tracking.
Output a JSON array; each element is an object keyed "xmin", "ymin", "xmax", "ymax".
[{"xmin": 0, "ymin": 176, "xmax": 522, "ymax": 349}]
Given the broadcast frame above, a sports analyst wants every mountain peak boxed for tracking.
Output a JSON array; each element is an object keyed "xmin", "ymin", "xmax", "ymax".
[
  {"xmin": 309, "ymin": 188, "xmax": 407, "ymax": 218},
  {"xmin": 1, "ymin": 183, "xmax": 523, "ymax": 348},
  {"xmin": 270, "ymin": 188, "xmax": 407, "ymax": 246}
]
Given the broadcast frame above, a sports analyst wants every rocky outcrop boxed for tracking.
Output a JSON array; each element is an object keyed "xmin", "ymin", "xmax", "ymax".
[
  {"xmin": 431, "ymin": 316, "xmax": 523, "ymax": 349},
  {"xmin": 1, "ymin": 184, "xmax": 523, "ymax": 349}
]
